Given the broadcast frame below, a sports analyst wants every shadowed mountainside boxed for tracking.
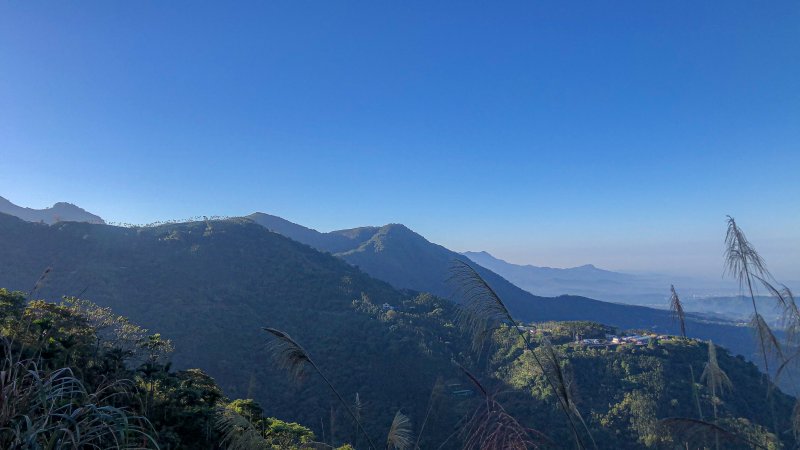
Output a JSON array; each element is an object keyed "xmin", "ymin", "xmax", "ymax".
[{"xmin": 0, "ymin": 212, "xmax": 469, "ymax": 444}]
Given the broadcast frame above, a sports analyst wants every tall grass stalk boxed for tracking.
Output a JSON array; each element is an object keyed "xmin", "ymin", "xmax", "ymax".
[
  {"xmin": 449, "ymin": 259, "xmax": 594, "ymax": 449},
  {"xmin": 701, "ymin": 341, "xmax": 732, "ymax": 450},
  {"xmin": 725, "ymin": 216, "xmax": 780, "ymax": 373},
  {"xmin": 263, "ymin": 327, "xmax": 378, "ymax": 450},
  {"xmin": 669, "ymin": 285, "xmax": 686, "ymax": 338},
  {"xmin": 386, "ymin": 410, "xmax": 412, "ymax": 450},
  {"xmin": 413, "ymin": 378, "xmax": 443, "ymax": 450},
  {"xmin": 457, "ymin": 365, "xmax": 545, "ymax": 450}
]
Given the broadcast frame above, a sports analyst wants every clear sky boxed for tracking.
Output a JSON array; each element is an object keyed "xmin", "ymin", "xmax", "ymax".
[{"xmin": 1, "ymin": 2, "xmax": 798, "ymax": 279}]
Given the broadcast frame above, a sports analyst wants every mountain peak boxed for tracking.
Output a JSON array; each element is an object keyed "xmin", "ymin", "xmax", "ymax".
[
  {"xmin": 378, "ymin": 223, "xmax": 414, "ymax": 234},
  {"xmin": 0, "ymin": 196, "xmax": 104, "ymax": 225}
]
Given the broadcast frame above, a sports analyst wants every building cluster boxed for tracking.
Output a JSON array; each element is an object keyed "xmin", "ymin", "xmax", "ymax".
[{"xmin": 578, "ymin": 334, "xmax": 671, "ymax": 347}]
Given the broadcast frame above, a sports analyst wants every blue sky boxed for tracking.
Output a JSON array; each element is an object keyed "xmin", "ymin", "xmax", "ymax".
[{"xmin": 1, "ymin": 2, "xmax": 798, "ymax": 278}]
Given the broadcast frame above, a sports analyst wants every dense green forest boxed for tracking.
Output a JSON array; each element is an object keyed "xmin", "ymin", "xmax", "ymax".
[
  {"xmin": 0, "ymin": 214, "xmax": 473, "ymax": 447},
  {"xmin": 0, "ymin": 288, "xmax": 321, "ymax": 449},
  {"xmin": 2, "ymin": 284, "xmax": 795, "ymax": 448}
]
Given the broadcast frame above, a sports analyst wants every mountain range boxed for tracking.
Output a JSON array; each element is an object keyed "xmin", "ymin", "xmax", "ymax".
[
  {"xmin": 0, "ymin": 203, "xmax": 762, "ymax": 360},
  {"xmin": 0, "ymin": 200, "xmax": 793, "ymax": 445},
  {"xmin": 245, "ymin": 213, "xmax": 758, "ymax": 354}
]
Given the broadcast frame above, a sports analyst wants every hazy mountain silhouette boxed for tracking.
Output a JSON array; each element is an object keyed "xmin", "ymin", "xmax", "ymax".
[
  {"xmin": 461, "ymin": 250, "xmax": 756, "ymax": 313},
  {"xmin": 463, "ymin": 250, "xmax": 648, "ymax": 298},
  {"xmin": 0, "ymin": 195, "xmax": 104, "ymax": 224}
]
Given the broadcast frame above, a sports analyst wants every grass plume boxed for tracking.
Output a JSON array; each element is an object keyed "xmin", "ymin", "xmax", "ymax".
[
  {"xmin": 725, "ymin": 216, "xmax": 777, "ymax": 373},
  {"xmin": 701, "ymin": 341, "xmax": 733, "ymax": 401},
  {"xmin": 458, "ymin": 366, "xmax": 546, "ymax": 450},
  {"xmin": 448, "ymin": 259, "xmax": 594, "ymax": 449},
  {"xmin": 263, "ymin": 327, "xmax": 378, "ymax": 449},
  {"xmin": 669, "ymin": 285, "xmax": 686, "ymax": 338},
  {"xmin": 386, "ymin": 410, "xmax": 412, "ymax": 450},
  {"xmin": 215, "ymin": 406, "xmax": 269, "ymax": 450}
]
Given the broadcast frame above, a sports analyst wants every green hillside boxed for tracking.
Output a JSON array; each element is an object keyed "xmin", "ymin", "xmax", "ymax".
[
  {"xmin": 489, "ymin": 322, "xmax": 795, "ymax": 449},
  {"xmin": 0, "ymin": 213, "xmax": 469, "ymax": 447},
  {"xmin": 2, "ymin": 284, "xmax": 793, "ymax": 448}
]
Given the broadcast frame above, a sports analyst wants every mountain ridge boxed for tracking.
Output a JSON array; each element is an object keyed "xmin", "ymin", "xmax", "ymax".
[
  {"xmin": 246, "ymin": 212, "xmax": 758, "ymax": 362},
  {"xmin": 0, "ymin": 195, "xmax": 105, "ymax": 225}
]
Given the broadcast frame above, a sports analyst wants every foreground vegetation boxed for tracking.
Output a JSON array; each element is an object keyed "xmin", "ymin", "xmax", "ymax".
[
  {"xmin": 2, "ymin": 279, "xmax": 796, "ymax": 449},
  {"xmin": 0, "ymin": 288, "xmax": 322, "ymax": 449}
]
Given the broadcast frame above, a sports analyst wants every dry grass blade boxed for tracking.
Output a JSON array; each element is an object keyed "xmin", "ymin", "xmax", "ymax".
[
  {"xmin": 701, "ymin": 341, "xmax": 732, "ymax": 397},
  {"xmin": 749, "ymin": 315, "xmax": 784, "ymax": 365},
  {"xmin": 0, "ymin": 337, "xmax": 158, "ymax": 449},
  {"xmin": 448, "ymin": 260, "xmax": 591, "ymax": 449},
  {"xmin": 215, "ymin": 406, "xmax": 269, "ymax": 450},
  {"xmin": 262, "ymin": 328, "xmax": 378, "ymax": 450},
  {"xmin": 461, "ymin": 399, "xmax": 543, "ymax": 450},
  {"xmin": 448, "ymin": 259, "xmax": 511, "ymax": 353},
  {"xmin": 263, "ymin": 327, "xmax": 313, "ymax": 380},
  {"xmin": 757, "ymin": 276, "xmax": 800, "ymax": 350},
  {"xmin": 540, "ymin": 338, "xmax": 598, "ymax": 450},
  {"xmin": 725, "ymin": 216, "xmax": 769, "ymax": 284},
  {"xmin": 689, "ymin": 365, "xmax": 704, "ymax": 420},
  {"xmin": 540, "ymin": 338, "xmax": 573, "ymax": 411},
  {"xmin": 756, "ymin": 276, "xmax": 798, "ymax": 313},
  {"xmin": 457, "ymin": 367, "xmax": 545, "ymax": 450},
  {"xmin": 669, "ymin": 285, "xmax": 686, "ymax": 338},
  {"xmin": 724, "ymin": 216, "xmax": 780, "ymax": 374},
  {"xmin": 413, "ymin": 378, "xmax": 444, "ymax": 449},
  {"xmin": 387, "ymin": 410, "xmax": 413, "ymax": 450},
  {"xmin": 29, "ymin": 267, "xmax": 52, "ymax": 297},
  {"xmin": 354, "ymin": 393, "xmax": 363, "ymax": 420}
]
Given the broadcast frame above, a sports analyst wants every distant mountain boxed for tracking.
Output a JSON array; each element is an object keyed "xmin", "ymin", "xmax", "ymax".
[
  {"xmin": 462, "ymin": 250, "xmax": 656, "ymax": 299},
  {"xmin": 246, "ymin": 213, "xmax": 756, "ymax": 358},
  {"xmin": 463, "ymin": 250, "xmax": 638, "ymax": 296},
  {"xmin": 462, "ymin": 250, "xmax": 747, "ymax": 310},
  {"xmin": 0, "ymin": 195, "xmax": 104, "ymax": 224}
]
